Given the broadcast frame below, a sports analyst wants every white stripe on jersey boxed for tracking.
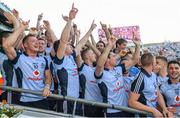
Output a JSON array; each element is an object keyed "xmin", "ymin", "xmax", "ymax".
[{"xmin": 134, "ymin": 72, "xmax": 144, "ymax": 93}]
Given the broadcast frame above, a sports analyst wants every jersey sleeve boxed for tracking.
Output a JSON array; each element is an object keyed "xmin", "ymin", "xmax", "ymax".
[
  {"xmin": 10, "ymin": 51, "xmax": 21, "ymax": 65},
  {"xmin": 131, "ymin": 72, "xmax": 144, "ymax": 94},
  {"xmin": 53, "ymin": 55, "xmax": 64, "ymax": 65}
]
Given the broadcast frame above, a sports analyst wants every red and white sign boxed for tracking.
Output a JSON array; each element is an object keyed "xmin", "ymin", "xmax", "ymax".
[{"xmin": 98, "ymin": 25, "xmax": 140, "ymax": 41}]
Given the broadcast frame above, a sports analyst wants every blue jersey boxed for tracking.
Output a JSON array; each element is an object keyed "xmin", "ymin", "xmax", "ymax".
[
  {"xmin": 11, "ymin": 52, "xmax": 49, "ymax": 102},
  {"xmin": 160, "ymin": 79, "xmax": 180, "ymax": 116},
  {"xmin": 95, "ymin": 64, "xmax": 127, "ymax": 113},
  {"xmin": 39, "ymin": 51, "xmax": 54, "ymax": 91},
  {"xmin": 131, "ymin": 68, "xmax": 158, "ymax": 108},
  {"xmin": 79, "ymin": 63, "xmax": 102, "ymax": 102},
  {"xmin": 123, "ymin": 76, "xmax": 136, "ymax": 104},
  {"xmin": 157, "ymin": 75, "xmax": 169, "ymax": 87},
  {"xmin": 53, "ymin": 51, "xmax": 79, "ymax": 98}
]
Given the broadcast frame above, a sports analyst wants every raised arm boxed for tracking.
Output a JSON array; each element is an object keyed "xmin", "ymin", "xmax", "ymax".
[
  {"xmin": 95, "ymin": 36, "xmax": 116, "ymax": 77},
  {"xmin": 43, "ymin": 20, "xmax": 58, "ymax": 43},
  {"xmin": 75, "ymin": 29, "xmax": 80, "ymax": 46},
  {"xmin": 3, "ymin": 11, "xmax": 20, "ymax": 31},
  {"xmin": 75, "ymin": 20, "xmax": 96, "ymax": 55},
  {"xmin": 56, "ymin": 3, "xmax": 78, "ymax": 60},
  {"xmin": 36, "ymin": 13, "xmax": 43, "ymax": 30},
  {"xmin": 86, "ymin": 40, "xmax": 101, "ymax": 57},
  {"xmin": 11, "ymin": 10, "xmax": 25, "ymax": 49},
  {"xmin": 3, "ymin": 21, "xmax": 29, "ymax": 60},
  {"xmin": 90, "ymin": 34, "xmax": 96, "ymax": 46},
  {"xmin": 124, "ymin": 31, "xmax": 141, "ymax": 70},
  {"xmin": 100, "ymin": 22, "xmax": 111, "ymax": 41}
]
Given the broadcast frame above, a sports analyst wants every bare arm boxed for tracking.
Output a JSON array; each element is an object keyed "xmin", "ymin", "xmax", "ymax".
[
  {"xmin": 90, "ymin": 34, "xmax": 96, "ymax": 46},
  {"xmin": 56, "ymin": 3, "xmax": 78, "ymax": 60},
  {"xmin": 100, "ymin": 22, "xmax": 111, "ymax": 41},
  {"xmin": 43, "ymin": 20, "xmax": 58, "ymax": 43},
  {"xmin": 75, "ymin": 20, "xmax": 96, "ymax": 55},
  {"xmin": 128, "ymin": 92, "xmax": 162, "ymax": 117},
  {"xmin": 42, "ymin": 69, "xmax": 52, "ymax": 97},
  {"xmin": 95, "ymin": 36, "xmax": 116, "ymax": 77},
  {"xmin": 69, "ymin": 26, "xmax": 76, "ymax": 46},
  {"xmin": 3, "ymin": 11, "xmax": 20, "ymax": 31},
  {"xmin": 75, "ymin": 29, "xmax": 80, "ymax": 46},
  {"xmin": 3, "ymin": 11, "xmax": 23, "ymax": 49},
  {"xmin": 157, "ymin": 89, "xmax": 173, "ymax": 117},
  {"xmin": 86, "ymin": 40, "xmax": 101, "ymax": 57},
  {"xmin": 3, "ymin": 21, "xmax": 29, "ymax": 60},
  {"xmin": 36, "ymin": 13, "xmax": 43, "ymax": 30},
  {"xmin": 124, "ymin": 32, "xmax": 140, "ymax": 70}
]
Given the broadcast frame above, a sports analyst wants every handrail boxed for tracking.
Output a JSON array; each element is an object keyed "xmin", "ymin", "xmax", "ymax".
[{"xmin": 0, "ymin": 85, "xmax": 152, "ymax": 116}]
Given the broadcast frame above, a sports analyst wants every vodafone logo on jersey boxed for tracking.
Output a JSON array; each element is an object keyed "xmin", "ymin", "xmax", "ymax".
[
  {"xmin": 113, "ymin": 81, "xmax": 123, "ymax": 92},
  {"xmin": 116, "ymin": 81, "xmax": 121, "ymax": 87},
  {"xmin": 174, "ymin": 95, "xmax": 180, "ymax": 102},
  {"xmin": 33, "ymin": 69, "xmax": 40, "ymax": 77}
]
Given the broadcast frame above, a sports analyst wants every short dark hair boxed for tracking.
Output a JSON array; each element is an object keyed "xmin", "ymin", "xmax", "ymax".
[
  {"xmin": 53, "ymin": 40, "xmax": 60, "ymax": 53},
  {"xmin": 22, "ymin": 34, "xmax": 36, "ymax": 44},
  {"xmin": 116, "ymin": 38, "xmax": 127, "ymax": 47},
  {"xmin": 81, "ymin": 48, "xmax": 91, "ymax": 60},
  {"xmin": 156, "ymin": 56, "xmax": 168, "ymax": 64},
  {"xmin": 168, "ymin": 60, "xmax": 180, "ymax": 68},
  {"xmin": 96, "ymin": 40, "xmax": 105, "ymax": 47},
  {"xmin": 141, "ymin": 53, "xmax": 154, "ymax": 67}
]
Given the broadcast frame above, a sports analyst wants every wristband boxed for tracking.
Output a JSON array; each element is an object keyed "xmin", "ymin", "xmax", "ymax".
[{"xmin": 45, "ymin": 84, "xmax": 50, "ymax": 90}]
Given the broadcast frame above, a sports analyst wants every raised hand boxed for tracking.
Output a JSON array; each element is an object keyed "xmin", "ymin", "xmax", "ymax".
[
  {"xmin": 108, "ymin": 35, "xmax": 116, "ymax": 48},
  {"xmin": 37, "ymin": 13, "xmax": 43, "ymax": 21},
  {"xmin": 3, "ymin": 11, "xmax": 17, "ymax": 24},
  {"xmin": 20, "ymin": 20, "xmax": 30, "ymax": 30},
  {"xmin": 132, "ymin": 31, "xmax": 141, "ymax": 45},
  {"xmin": 108, "ymin": 24, "xmax": 113, "ymax": 35},
  {"xmin": 90, "ymin": 20, "xmax": 97, "ymax": 30},
  {"xmin": 100, "ymin": 21, "xmax": 108, "ymax": 31},
  {"xmin": 12, "ymin": 9, "xmax": 19, "ymax": 19},
  {"xmin": 43, "ymin": 20, "xmax": 51, "ymax": 30},
  {"xmin": 69, "ymin": 3, "xmax": 78, "ymax": 20}
]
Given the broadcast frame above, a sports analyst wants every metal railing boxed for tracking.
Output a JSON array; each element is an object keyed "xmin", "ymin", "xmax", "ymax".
[{"xmin": 0, "ymin": 85, "xmax": 152, "ymax": 117}]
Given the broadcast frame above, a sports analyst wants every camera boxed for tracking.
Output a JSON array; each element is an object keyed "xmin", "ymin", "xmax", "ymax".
[{"xmin": 0, "ymin": 2, "xmax": 13, "ymax": 33}]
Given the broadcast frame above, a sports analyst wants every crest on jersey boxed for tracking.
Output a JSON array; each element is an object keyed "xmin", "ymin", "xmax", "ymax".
[
  {"xmin": 33, "ymin": 63, "xmax": 38, "ymax": 69},
  {"xmin": 33, "ymin": 69, "xmax": 40, "ymax": 77}
]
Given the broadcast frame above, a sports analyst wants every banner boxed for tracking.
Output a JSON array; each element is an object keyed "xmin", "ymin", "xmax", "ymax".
[{"xmin": 98, "ymin": 25, "xmax": 140, "ymax": 41}]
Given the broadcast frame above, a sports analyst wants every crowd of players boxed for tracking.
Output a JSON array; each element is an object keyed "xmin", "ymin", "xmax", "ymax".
[{"xmin": 0, "ymin": 3, "xmax": 180, "ymax": 117}]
